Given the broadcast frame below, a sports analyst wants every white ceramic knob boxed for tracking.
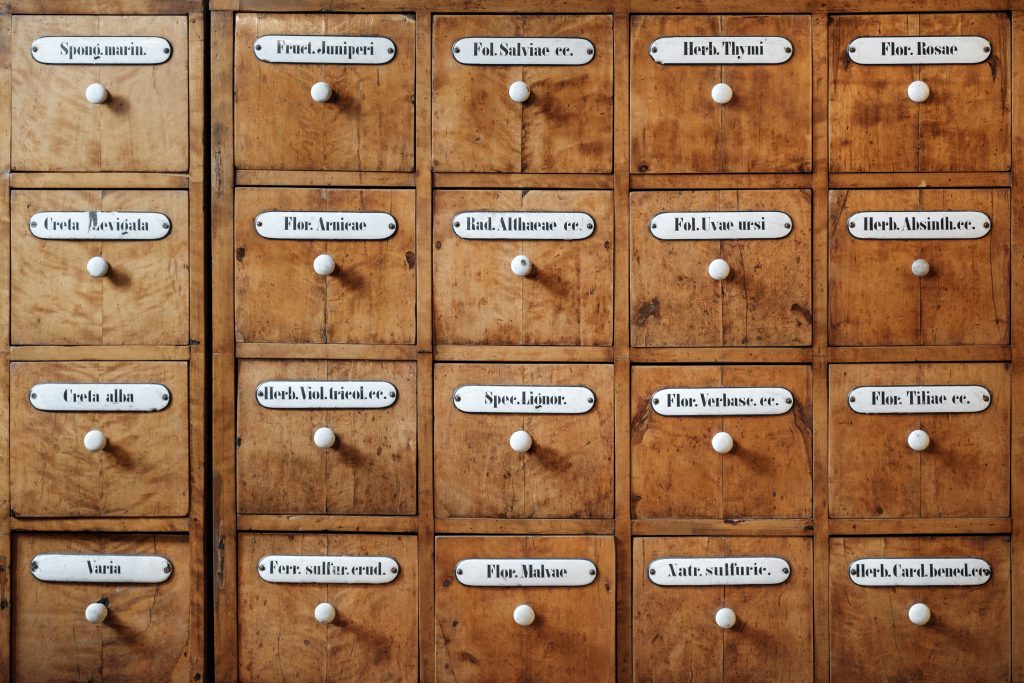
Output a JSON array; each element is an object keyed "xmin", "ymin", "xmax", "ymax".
[
  {"xmin": 313, "ymin": 427, "xmax": 336, "ymax": 449},
  {"xmin": 83, "ymin": 429, "xmax": 107, "ymax": 452},
  {"xmin": 715, "ymin": 607, "xmax": 736, "ymax": 629},
  {"xmin": 310, "ymin": 81, "xmax": 333, "ymax": 103},
  {"xmin": 908, "ymin": 429, "xmax": 930, "ymax": 452},
  {"xmin": 511, "ymin": 255, "xmax": 532, "ymax": 277},
  {"xmin": 87, "ymin": 256, "xmax": 109, "ymax": 278},
  {"xmin": 711, "ymin": 82, "xmax": 733, "ymax": 105},
  {"xmin": 513, "ymin": 604, "xmax": 535, "ymax": 626},
  {"xmin": 908, "ymin": 602, "xmax": 931, "ymax": 626},
  {"xmin": 314, "ymin": 602, "xmax": 336, "ymax": 624},
  {"xmin": 911, "ymin": 258, "xmax": 930, "ymax": 277},
  {"xmin": 313, "ymin": 254, "xmax": 335, "ymax": 276},
  {"xmin": 907, "ymin": 80, "xmax": 930, "ymax": 103},
  {"xmin": 85, "ymin": 83, "xmax": 108, "ymax": 104},
  {"xmin": 711, "ymin": 431, "xmax": 734, "ymax": 454},
  {"xmin": 509, "ymin": 430, "xmax": 533, "ymax": 453},
  {"xmin": 708, "ymin": 258, "xmax": 731, "ymax": 281},
  {"xmin": 509, "ymin": 81, "xmax": 531, "ymax": 103},
  {"xmin": 85, "ymin": 601, "xmax": 109, "ymax": 624}
]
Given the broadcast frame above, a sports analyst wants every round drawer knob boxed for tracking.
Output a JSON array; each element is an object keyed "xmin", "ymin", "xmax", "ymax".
[
  {"xmin": 911, "ymin": 258, "xmax": 931, "ymax": 277},
  {"xmin": 708, "ymin": 258, "xmax": 731, "ymax": 281},
  {"xmin": 511, "ymin": 255, "xmax": 532, "ymax": 277},
  {"xmin": 310, "ymin": 81, "xmax": 333, "ymax": 103},
  {"xmin": 313, "ymin": 254, "xmax": 336, "ymax": 276},
  {"xmin": 907, "ymin": 429, "xmax": 930, "ymax": 452},
  {"xmin": 85, "ymin": 83, "xmax": 108, "ymax": 104},
  {"xmin": 508, "ymin": 81, "xmax": 531, "ymax": 103},
  {"xmin": 85, "ymin": 599, "xmax": 109, "ymax": 624},
  {"xmin": 513, "ymin": 604, "xmax": 536, "ymax": 627},
  {"xmin": 711, "ymin": 82, "xmax": 733, "ymax": 105},
  {"xmin": 83, "ymin": 429, "xmax": 107, "ymax": 452},
  {"xmin": 715, "ymin": 607, "xmax": 736, "ymax": 629},
  {"xmin": 908, "ymin": 602, "xmax": 931, "ymax": 626},
  {"xmin": 907, "ymin": 80, "xmax": 930, "ymax": 103},
  {"xmin": 314, "ymin": 602, "xmax": 336, "ymax": 624},
  {"xmin": 313, "ymin": 427, "xmax": 336, "ymax": 449},
  {"xmin": 711, "ymin": 431, "xmax": 734, "ymax": 454},
  {"xmin": 509, "ymin": 430, "xmax": 533, "ymax": 453},
  {"xmin": 87, "ymin": 256, "xmax": 109, "ymax": 278}
]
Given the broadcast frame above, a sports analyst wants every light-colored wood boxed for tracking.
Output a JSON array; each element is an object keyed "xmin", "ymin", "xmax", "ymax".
[
  {"xmin": 829, "ymin": 171, "xmax": 1011, "ymax": 189},
  {"xmin": 435, "ymin": 517, "xmax": 615, "ymax": 535},
  {"xmin": 631, "ymin": 346, "xmax": 813, "ymax": 363},
  {"xmin": 827, "ymin": 344, "xmax": 1011, "ymax": 363},
  {"xmin": 434, "ymin": 345, "xmax": 614, "ymax": 363},
  {"xmin": 631, "ymin": 173, "xmax": 812, "ymax": 190},
  {"xmin": 11, "ymin": 15, "xmax": 189, "ymax": 172},
  {"xmin": 9, "ymin": 172, "xmax": 189, "ymax": 189},
  {"xmin": 236, "ymin": 170, "xmax": 415, "ymax": 188},
  {"xmin": 632, "ymin": 518, "xmax": 814, "ymax": 536},
  {"xmin": 236, "ymin": 514, "xmax": 419, "ymax": 533},
  {"xmin": 829, "ymin": 517, "xmax": 1012, "ymax": 536},
  {"xmin": 9, "ymin": 345, "xmax": 190, "ymax": 361},
  {"xmin": 10, "ymin": 517, "xmax": 190, "ymax": 532},
  {"xmin": 432, "ymin": 189, "xmax": 613, "ymax": 346},
  {"xmin": 11, "ymin": 0, "xmax": 202, "ymax": 11},
  {"xmin": 435, "ymin": 173, "xmax": 614, "ymax": 190},
  {"xmin": 236, "ymin": 343, "xmax": 417, "ymax": 360}
]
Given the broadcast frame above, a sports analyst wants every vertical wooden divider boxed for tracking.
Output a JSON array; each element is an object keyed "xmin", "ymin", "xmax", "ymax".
[
  {"xmin": 0, "ymin": 10, "xmax": 10, "ymax": 682},
  {"xmin": 1009, "ymin": 11, "xmax": 1023, "ymax": 681}
]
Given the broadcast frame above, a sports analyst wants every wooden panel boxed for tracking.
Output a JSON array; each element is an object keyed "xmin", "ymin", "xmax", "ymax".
[
  {"xmin": 631, "ymin": 365, "xmax": 812, "ymax": 519},
  {"xmin": 237, "ymin": 533, "xmax": 418, "ymax": 682},
  {"xmin": 630, "ymin": 189, "xmax": 812, "ymax": 347},
  {"xmin": 434, "ymin": 363, "xmax": 614, "ymax": 519},
  {"xmin": 11, "ymin": 15, "xmax": 189, "ymax": 172},
  {"xmin": 630, "ymin": 15, "xmax": 812, "ymax": 173},
  {"xmin": 829, "ymin": 13, "xmax": 1010, "ymax": 172},
  {"xmin": 236, "ymin": 359, "xmax": 417, "ymax": 515},
  {"xmin": 435, "ymin": 535, "xmax": 615, "ymax": 682},
  {"xmin": 829, "ymin": 363, "xmax": 1010, "ymax": 519},
  {"xmin": 633, "ymin": 536, "xmax": 813, "ymax": 682},
  {"xmin": 10, "ymin": 361, "xmax": 189, "ymax": 518},
  {"xmin": 234, "ymin": 13, "xmax": 415, "ymax": 172},
  {"xmin": 432, "ymin": 15, "xmax": 613, "ymax": 173},
  {"xmin": 433, "ymin": 189, "xmax": 613, "ymax": 346}
]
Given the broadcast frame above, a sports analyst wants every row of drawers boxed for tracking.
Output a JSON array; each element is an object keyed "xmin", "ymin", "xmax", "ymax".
[
  {"xmin": 10, "ymin": 359, "xmax": 1009, "ymax": 520},
  {"xmin": 11, "ymin": 13, "xmax": 1013, "ymax": 174},
  {"xmin": 13, "ymin": 533, "xmax": 1010, "ymax": 682},
  {"xmin": 12, "ymin": 187, "xmax": 1010, "ymax": 347}
]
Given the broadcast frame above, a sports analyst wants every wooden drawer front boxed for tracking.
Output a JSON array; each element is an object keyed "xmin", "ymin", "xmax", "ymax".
[
  {"xmin": 11, "ymin": 190, "xmax": 190, "ymax": 346},
  {"xmin": 11, "ymin": 15, "xmax": 189, "ymax": 172},
  {"xmin": 630, "ymin": 15, "xmax": 812, "ymax": 174},
  {"xmin": 630, "ymin": 190, "xmax": 811, "ymax": 347},
  {"xmin": 234, "ymin": 187, "xmax": 416, "ymax": 344},
  {"xmin": 634, "ymin": 537, "xmax": 813, "ymax": 682},
  {"xmin": 829, "ymin": 189, "xmax": 1010, "ymax": 347},
  {"xmin": 432, "ymin": 15, "xmax": 613, "ymax": 173},
  {"xmin": 234, "ymin": 13, "xmax": 414, "ymax": 172},
  {"xmin": 829, "ymin": 13, "xmax": 1010, "ymax": 172},
  {"xmin": 236, "ymin": 360, "xmax": 417, "ymax": 515},
  {"xmin": 830, "ymin": 536, "xmax": 1010, "ymax": 682},
  {"xmin": 13, "ymin": 534, "xmax": 191, "ymax": 682},
  {"xmin": 829, "ymin": 363, "xmax": 1009, "ymax": 519},
  {"xmin": 434, "ymin": 363, "xmax": 614, "ymax": 519},
  {"xmin": 237, "ymin": 533, "xmax": 418, "ymax": 683},
  {"xmin": 435, "ymin": 535, "xmax": 615, "ymax": 682},
  {"xmin": 433, "ymin": 190, "xmax": 613, "ymax": 346},
  {"xmin": 631, "ymin": 365, "xmax": 812, "ymax": 519}
]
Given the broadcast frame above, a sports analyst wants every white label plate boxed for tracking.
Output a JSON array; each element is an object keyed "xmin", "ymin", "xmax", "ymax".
[
  {"xmin": 849, "ymin": 558, "xmax": 992, "ymax": 587},
  {"xmin": 848, "ymin": 385, "xmax": 990, "ymax": 415},
  {"xmin": 30, "ymin": 211, "xmax": 170, "ymax": 241},
  {"xmin": 453, "ymin": 385, "xmax": 595, "ymax": 414},
  {"xmin": 649, "ymin": 211, "xmax": 793, "ymax": 240},
  {"xmin": 31, "ymin": 36, "xmax": 172, "ymax": 65},
  {"xmin": 455, "ymin": 558, "xmax": 597, "ymax": 587},
  {"xmin": 253, "ymin": 35, "xmax": 396, "ymax": 64},
  {"xmin": 650, "ymin": 36, "xmax": 794, "ymax": 65},
  {"xmin": 648, "ymin": 557, "xmax": 791, "ymax": 586},
  {"xmin": 257, "ymin": 555, "xmax": 400, "ymax": 584},
  {"xmin": 29, "ymin": 383, "xmax": 171, "ymax": 412},
  {"xmin": 847, "ymin": 36, "xmax": 992, "ymax": 65},
  {"xmin": 256, "ymin": 380, "xmax": 397, "ymax": 409},
  {"xmin": 255, "ymin": 212, "xmax": 397, "ymax": 240},
  {"xmin": 453, "ymin": 211, "xmax": 594, "ymax": 240},
  {"xmin": 847, "ymin": 211, "xmax": 991, "ymax": 240},
  {"xmin": 452, "ymin": 37, "xmax": 595, "ymax": 65},
  {"xmin": 651, "ymin": 387, "xmax": 794, "ymax": 416},
  {"xmin": 30, "ymin": 554, "xmax": 172, "ymax": 583}
]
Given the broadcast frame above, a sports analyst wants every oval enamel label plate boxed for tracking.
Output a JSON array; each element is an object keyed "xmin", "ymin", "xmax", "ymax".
[
  {"xmin": 30, "ymin": 211, "xmax": 170, "ymax": 240},
  {"xmin": 651, "ymin": 387, "xmax": 794, "ymax": 416},
  {"xmin": 452, "ymin": 37, "xmax": 595, "ymax": 65},
  {"xmin": 256, "ymin": 380, "xmax": 397, "ymax": 409},
  {"xmin": 847, "ymin": 36, "xmax": 991, "ymax": 65},
  {"xmin": 847, "ymin": 385, "xmax": 990, "ymax": 414},
  {"xmin": 30, "ymin": 383, "xmax": 171, "ymax": 412},
  {"xmin": 650, "ymin": 36, "xmax": 793, "ymax": 64},
  {"xmin": 253, "ymin": 35, "xmax": 396, "ymax": 64},
  {"xmin": 649, "ymin": 211, "xmax": 793, "ymax": 240},
  {"xmin": 258, "ymin": 555, "xmax": 400, "ymax": 584},
  {"xmin": 31, "ymin": 36, "xmax": 172, "ymax": 65},
  {"xmin": 847, "ymin": 211, "xmax": 990, "ymax": 239},
  {"xmin": 849, "ymin": 558, "xmax": 992, "ymax": 587},
  {"xmin": 648, "ymin": 557, "xmax": 791, "ymax": 586},
  {"xmin": 453, "ymin": 211, "xmax": 594, "ymax": 240},
  {"xmin": 255, "ymin": 212, "xmax": 397, "ymax": 240},
  {"xmin": 31, "ymin": 554, "xmax": 173, "ymax": 583},
  {"xmin": 453, "ymin": 385, "xmax": 596, "ymax": 414},
  {"xmin": 455, "ymin": 558, "xmax": 598, "ymax": 587}
]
